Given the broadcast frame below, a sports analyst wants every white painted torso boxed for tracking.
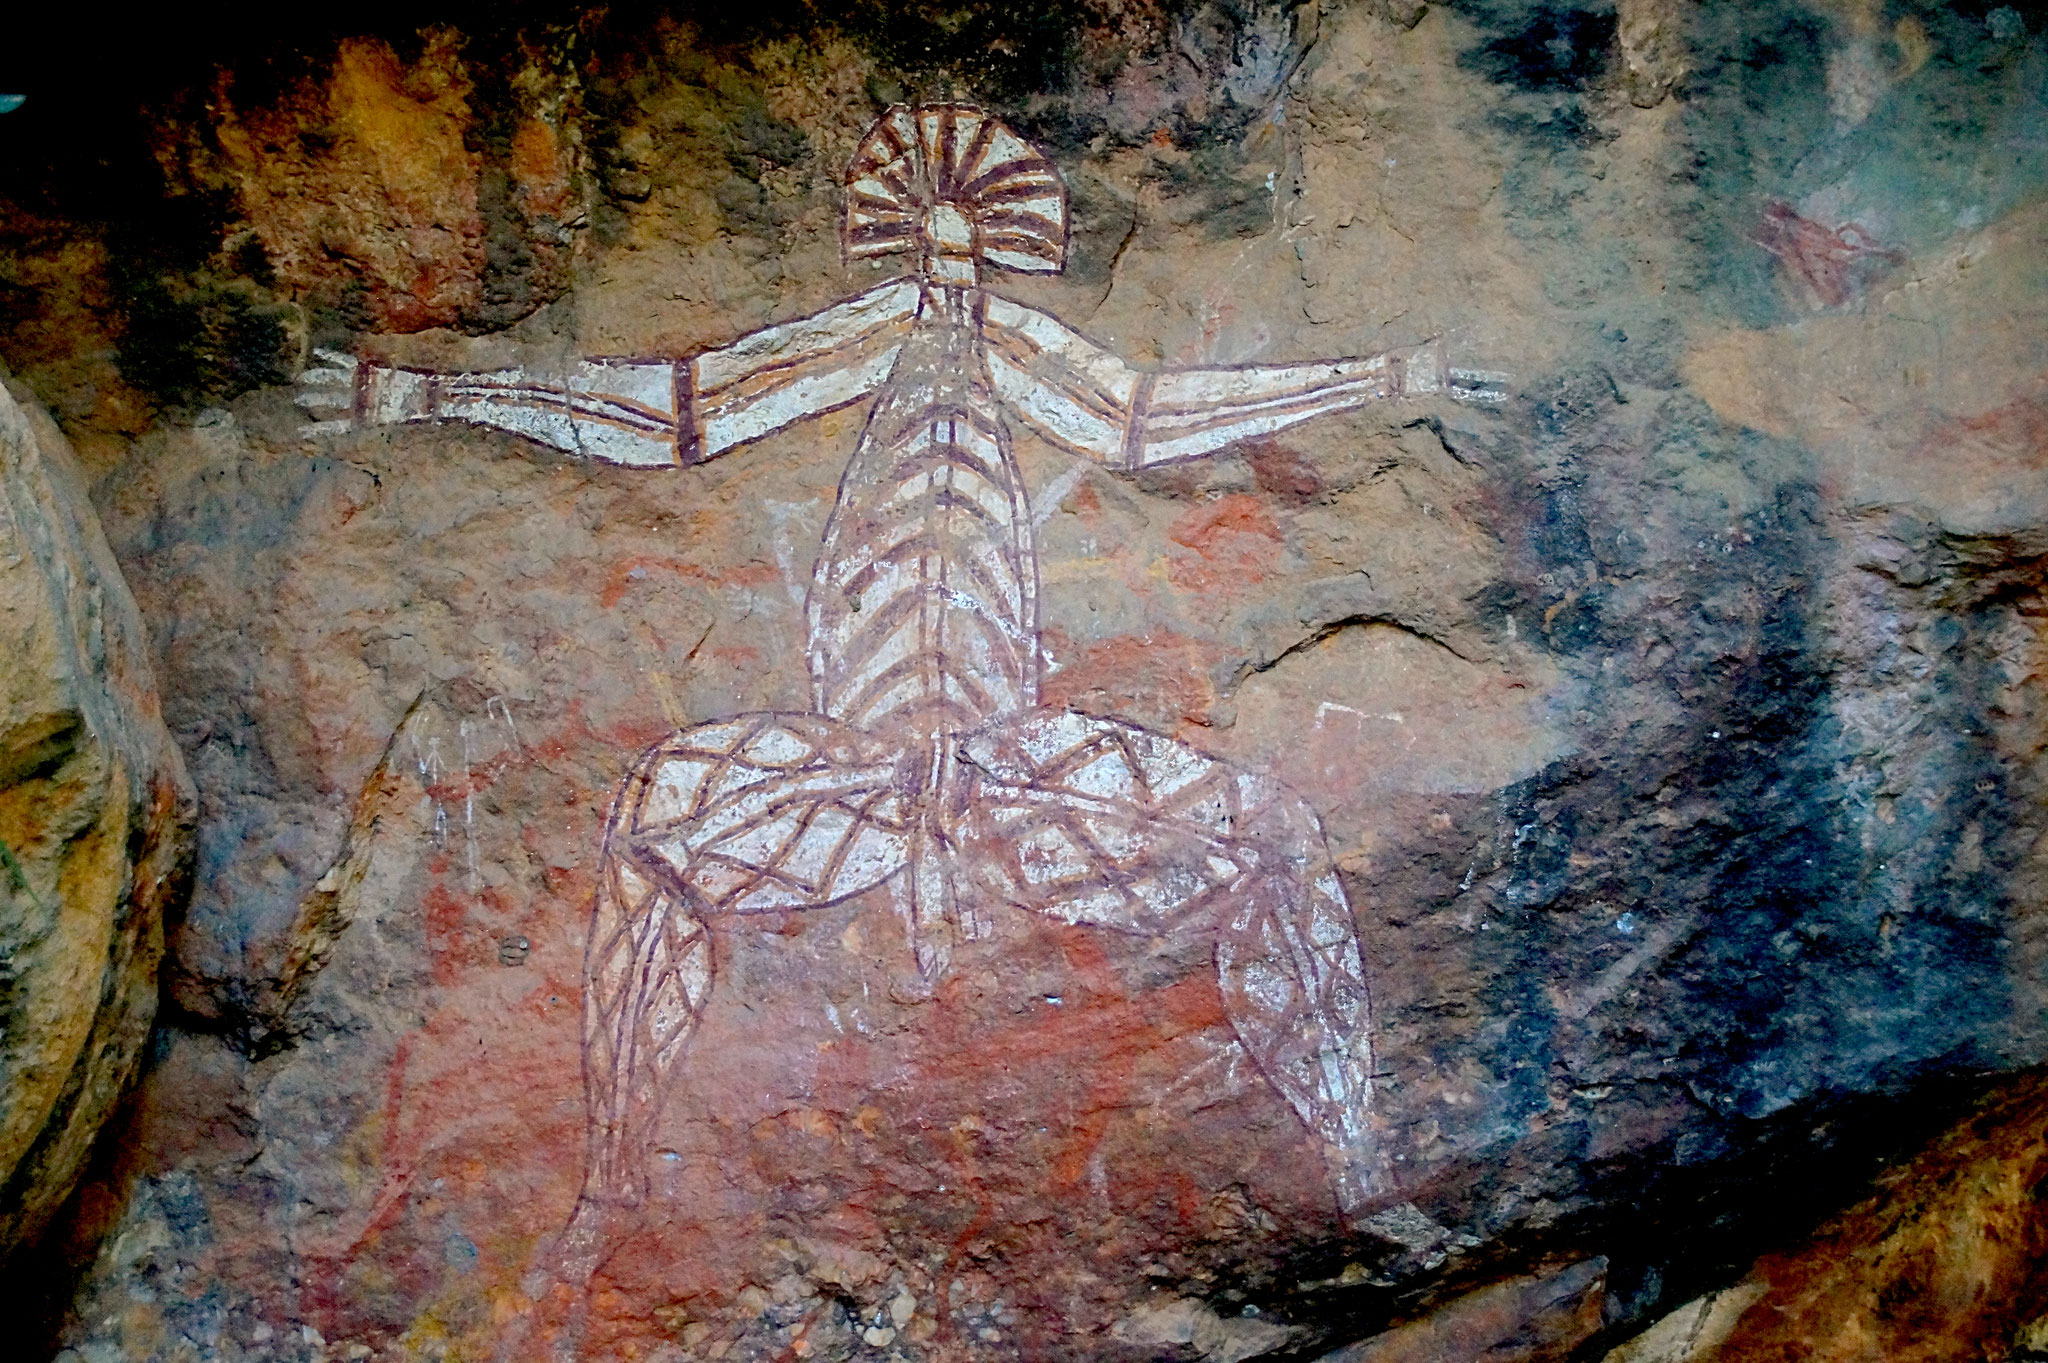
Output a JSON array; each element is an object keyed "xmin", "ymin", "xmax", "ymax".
[{"xmin": 805, "ymin": 286, "xmax": 1041, "ymax": 747}]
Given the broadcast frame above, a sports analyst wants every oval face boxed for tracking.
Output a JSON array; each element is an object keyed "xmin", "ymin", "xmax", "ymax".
[{"xmin": 920, "ymin": 202, "xmax": 977, "ymax": 285}]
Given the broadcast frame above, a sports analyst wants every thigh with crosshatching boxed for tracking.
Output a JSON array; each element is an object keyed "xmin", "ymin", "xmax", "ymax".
[
  {"xmin": 948, "ymin": 707, "xmax": 1337, "ymax": 934},
  {"xmin": 603, "ymin": 712, "xmax": 917, "ymax": 916}
]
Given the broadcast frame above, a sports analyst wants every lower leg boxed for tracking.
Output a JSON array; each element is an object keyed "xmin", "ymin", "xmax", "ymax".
[
  {"xmin": 546, "ymin": 875, "xmax": 710, "ymax": 1285},
  {"xmin": 1215, "ymin": 873, "xmax": 1384, "ymax": 1214}
]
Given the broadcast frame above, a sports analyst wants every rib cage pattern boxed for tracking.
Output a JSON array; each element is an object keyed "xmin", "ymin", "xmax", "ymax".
[{"xmin": 807, "ymin": 292, "xmax": 1039, "ymax": 743}]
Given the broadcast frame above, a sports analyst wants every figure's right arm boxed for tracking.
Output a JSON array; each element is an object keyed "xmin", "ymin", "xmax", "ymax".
[
  {"xmin": 297, "ymin": 352, "xmax": 688, "ymax": 465},
  {"xmin": 296, "ymin": 278, "xmax": 923, "ymax": 466}
]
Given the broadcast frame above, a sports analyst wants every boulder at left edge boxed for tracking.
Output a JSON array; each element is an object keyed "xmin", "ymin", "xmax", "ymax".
[{"xmin": 0, "ymin": 376, "xmax": 194, "ymax": 1258}]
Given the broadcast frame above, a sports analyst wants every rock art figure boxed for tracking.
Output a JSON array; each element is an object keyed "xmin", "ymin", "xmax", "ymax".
[
  {"xmin": 1751, "ymin": 199, "xmax": 1907, "ymax": 309},
  {"xmin": 298, "ymin": 104, "xmax": 1503, "ymax": 1272}
]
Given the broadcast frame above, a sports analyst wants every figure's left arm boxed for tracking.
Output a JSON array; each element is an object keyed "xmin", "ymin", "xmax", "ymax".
[{"xmin": 982, "ymin": 295, "xmax": 1505, "ymax": 468}]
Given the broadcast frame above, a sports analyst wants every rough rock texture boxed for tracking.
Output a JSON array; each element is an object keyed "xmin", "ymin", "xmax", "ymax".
[
  {"xmin": 1316, "ymin": 1258, "xmax": 1606, "ymax": 1362},
  {"xmin": 0, "ymin": 378, "xmax": 194, "ymax": 1258},
  {"xmin": 1600, "ymin": 1067, "xmax": 2048, "ymax": 1362},
  {"xmin": 2, "ymin": 0, "xmax": 2047, "ymax": 1360}
]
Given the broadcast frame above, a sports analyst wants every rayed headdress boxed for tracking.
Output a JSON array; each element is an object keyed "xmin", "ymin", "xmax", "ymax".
[{"xmin": 842, "ymin": 104, "xmax": 1068, "ymax": 285}]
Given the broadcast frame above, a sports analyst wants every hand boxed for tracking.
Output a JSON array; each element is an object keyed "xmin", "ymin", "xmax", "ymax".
[
  {"xmin": 1447, "ymin": 365, "xmax": 1509, "ymax": 404},
  {"xmin": 1394, "ymin": 340, "xmax": 1509, "ymax": 405},
  {"xmin": 293, "ymin": 348, "xmax": 361, "ymax": 438}
]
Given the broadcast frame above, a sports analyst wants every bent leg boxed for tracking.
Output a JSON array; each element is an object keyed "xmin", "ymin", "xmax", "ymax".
[
  {"xmin": 546, "ymin": 842, "xmax": 712, "ymax": 1291},
  {"xmin": 581, "ymin": 851, "xmax": 711, "ymax": 1209},
  {"xmin": 557, "ymin": 713, "xmax": 913, "ymax": 1281},
  {"xmin": 618, "ymin": 712, "xmax": 911, "ymax": 914},
  {"xmin": 954, "ymin": 708, "xmax": 1383, "ymax": 1211}
]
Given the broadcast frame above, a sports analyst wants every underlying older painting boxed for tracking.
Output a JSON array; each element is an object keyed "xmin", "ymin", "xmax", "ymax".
[{"xmin": 298, "ymin": 103, "xmax": 1504, "ymax": 1276}]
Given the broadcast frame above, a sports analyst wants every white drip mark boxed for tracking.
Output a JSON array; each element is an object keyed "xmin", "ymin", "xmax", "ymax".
[
  {"xmin": 409, "ymin": 723, "xmax": 448, "ymax": 848},
  {"xmin": 486, "ymin": 695, "xmax": 523, "ymax": 753},
  {"xmin": 460, "ymin": 719, "xmax": 481, "ymax": 892},
  {"xmin": 940, "ymin": 586, "xmax": 1034, "ymax": 644},
  {"xmin": 1031, "ymin": 464, "xmax": 1089, "ymax": 528},
  {"xmin": 765, "ymin": 499, "xmax": 818, "ymax": 607},
  {"xmin": 1316, "ymin": 701, "xmax": 1406, "ymax": 729}
]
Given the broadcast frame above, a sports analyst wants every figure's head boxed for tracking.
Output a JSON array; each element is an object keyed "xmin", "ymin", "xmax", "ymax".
[{"xmin": 842, "ymin": 104, "xmax": 1068, "ymax": 287}]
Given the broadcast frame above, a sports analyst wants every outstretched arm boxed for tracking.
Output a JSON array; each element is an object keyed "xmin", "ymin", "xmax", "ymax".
[
  {"xmin": 299, "ymin": 353, "xmax": 687, "ymax": 465},
  {"xmin": 982, "ymin": 295, "xmax": 1504, "ymax": 468},
  {"xmin": 297, "ymin": 278, "xmax": 923, "ymax": 465}
]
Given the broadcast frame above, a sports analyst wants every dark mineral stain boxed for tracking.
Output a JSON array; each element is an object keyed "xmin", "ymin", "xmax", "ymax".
[
  {"xmin": 723, "ymin": 101, "xmax": 808, "ymax": 177},
  {"xmin": 1376, "ymin": 357, "xmax": 2021, "ymax": 1345},
  {"xmin": 116, "ymin": 283, "xmax": 294, "ymax": 408},
  {"xmin": 1460, "ymin": 3, "xmax": 1619, "ymax": 93},
  {"xmin": 872, "ymin": 0, "xmax": 1093, "ymax": 105},
  {"xmin": 104, "ymin": 189, "xmax": 298, "ymax": 407}
]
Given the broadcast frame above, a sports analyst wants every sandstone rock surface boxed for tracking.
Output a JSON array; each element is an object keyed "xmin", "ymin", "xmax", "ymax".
[
  {"xmin": 0, "ymin": 379, "xmax": 194, "ymax": 1258},
  {"xmin": 1316, "ymin": 1258, "xmax": 1606, "ymax": 1362},
  {"xmin": 1602, "ymin": 1068, "xmax": 2048, "ymax": 1362},
  {"xmin": 1, "ymin": 0, "xmax": 2046, "ymax": 1359}
]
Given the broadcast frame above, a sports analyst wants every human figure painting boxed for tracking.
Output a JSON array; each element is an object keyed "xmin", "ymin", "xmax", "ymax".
[{"xmin": 299, "ymin": 102, "xmax": 1504, "ymax": 1281}]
